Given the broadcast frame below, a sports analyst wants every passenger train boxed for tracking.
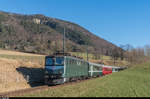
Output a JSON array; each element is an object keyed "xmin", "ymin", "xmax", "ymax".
[{"xmin": 44, "ymin": 52, "xmax": 127, "ymax": 85}]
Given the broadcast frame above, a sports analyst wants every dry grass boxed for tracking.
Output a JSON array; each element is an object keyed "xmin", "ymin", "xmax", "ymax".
[
  {"xmin": 0, "ymin": 49, "xmax": 44, "ymax": 56},
  {"xmin": 89, "ymin": 59, "xmax": 129, "ymax": 67},
  {"xmin": 0, "ymin": 49, "xmax": 45, "ymax": 93},
  {"xmin": 0, "ymin": 58, "xmax": 29, "ymax": 93},
  {"xmin": 70, "ymin": 52, "xmax": 129, "ymax": 66}
]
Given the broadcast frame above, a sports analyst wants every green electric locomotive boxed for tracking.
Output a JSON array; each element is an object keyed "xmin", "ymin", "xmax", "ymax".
[{"xmin": 44, "ymin": 52, "xmax": 90, "ymax": 85}]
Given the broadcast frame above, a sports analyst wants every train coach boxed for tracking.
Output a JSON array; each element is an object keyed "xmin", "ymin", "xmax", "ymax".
[
  {"xmin": 44, "ymin": 52, "xmax": 126, "ymax": 85},
  {"xmin": 102, "ymin": 66, "xmax": 112, "ymax": 75},
  {"xmin": 88, "ymin": 62, "xmax": 103, "ymax": 77}
]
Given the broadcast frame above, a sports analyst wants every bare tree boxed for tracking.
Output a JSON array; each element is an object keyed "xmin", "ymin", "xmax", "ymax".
[
  {"xmin": 111, "ymin": 47, "xmax": 120, "ymax": 65},
  {"xmin": 119, "ymin": 44, "xmax": 126, "ymax": 60}
]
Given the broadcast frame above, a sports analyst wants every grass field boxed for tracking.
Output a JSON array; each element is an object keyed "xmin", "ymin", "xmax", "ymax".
[
  {"xmin": 0, "ymin": 49, "xmax": 45, "ymax": 65},
  {"xmin": 0, "ymin": 54, "xmax": 45, "ymax": 66},
  {"xmin": 22, "ymin": 62, "xmax": 150, "ymax": 97},
  {"xmin": 70, "ymin": 52, "xmax": 111, "ymax": 60},
  {"xmin": 0, "ymin": 49, "xmax": 44, "ymax": 56}
]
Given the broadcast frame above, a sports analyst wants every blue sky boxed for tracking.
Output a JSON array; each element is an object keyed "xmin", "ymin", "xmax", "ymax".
[{"xmin": 0, "ymin": 0, "xmax": 150, "ymax": 47}]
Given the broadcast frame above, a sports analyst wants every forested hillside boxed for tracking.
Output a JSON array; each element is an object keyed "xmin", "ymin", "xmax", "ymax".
[{"xmin": 0, "ymin": 11, "xmax": 119, "ymax": 55}]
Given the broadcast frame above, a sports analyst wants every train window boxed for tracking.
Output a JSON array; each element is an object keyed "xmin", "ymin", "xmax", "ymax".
[
  {"xmin": 55, "ymin": 57, "xmax": 64, "ymax": 66},
  {"xmin": 45, "ymin": 58, "xmax": 53, "ymax": 66},
  {"xmin": 106, "ymin": 68, "xmax": 112, "ymax": 71}
]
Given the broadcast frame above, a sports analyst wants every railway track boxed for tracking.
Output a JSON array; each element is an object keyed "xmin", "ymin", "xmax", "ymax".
[{"xmin": 0, "ymin": 77, "xmax": 99, "ymax": 97}]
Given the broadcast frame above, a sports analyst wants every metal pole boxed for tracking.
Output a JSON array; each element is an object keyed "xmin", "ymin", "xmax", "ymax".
[
  {"xmin": 87, "ymin": 45, "xmax": 89, "ymax": 61},
  {"xmin": 63, "ymin": 27, "xmax": 65, "ymax": 54}
]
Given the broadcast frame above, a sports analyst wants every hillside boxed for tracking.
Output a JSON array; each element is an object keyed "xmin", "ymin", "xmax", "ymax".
[
  {"xmin": 0, "ymin": 49, "xmax": 45, "ymax": 93},
  {"xmin": 0, "ymin": 11, "xmax": 119, "ymax": 55},
  {"xmin": 22, "ymin": 62, "xmax": 150, "ymax": 97}
]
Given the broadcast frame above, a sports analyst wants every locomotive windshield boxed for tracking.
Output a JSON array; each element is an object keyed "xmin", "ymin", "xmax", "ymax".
[
  {"xmin": 55, "ymin": 57, "xmax": 64, "ymax": 65},
  {"xmin": 45, "ymin": 58, "xmax": 53, "ymax": 66},
  {"xmin": 45, "ymin": 57, "xmax": 64, "ymax": 66}
]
